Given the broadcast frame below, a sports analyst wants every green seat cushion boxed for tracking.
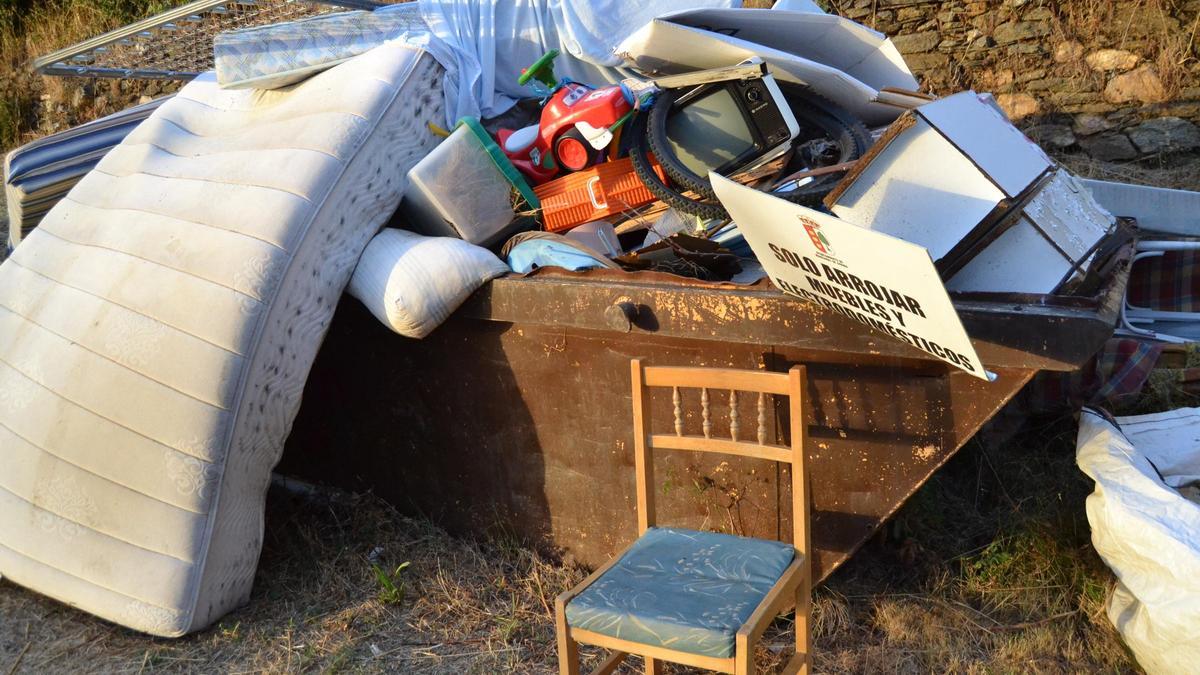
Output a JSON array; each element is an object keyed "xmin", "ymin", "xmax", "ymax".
[{"xmin": 565, "ymin": 527, "xmax": 795, "ymax": 658}]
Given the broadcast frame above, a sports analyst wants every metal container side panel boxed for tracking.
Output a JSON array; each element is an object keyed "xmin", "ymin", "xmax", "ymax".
[
  {"xmin": 280, "ymin": 299, "xmax": 1034, "ymax": 581},
  {"xmin": 280, "ymin": 307, "xmax": 786, "ymax": 567},
  {"xmin": 460, "ymin": 270, "xmax": 1125, "ymax": 373},
  {"xmin": 773, "ymin": 355, "xmax": 1035, "ymax": 569},
  {"xmin": 282, "ymin": 259, "xmax": 1126, "ymax": 580}
]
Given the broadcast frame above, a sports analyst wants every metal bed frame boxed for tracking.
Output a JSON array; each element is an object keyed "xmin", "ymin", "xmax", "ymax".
[{"xmin": 33, "ymin": 0, "xmax": 384, "ymax": 80}]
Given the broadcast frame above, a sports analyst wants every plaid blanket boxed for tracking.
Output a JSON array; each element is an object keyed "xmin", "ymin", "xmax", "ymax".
[
  {"xmin": 1126, "ymin": 250, "xmax": 1200, "ymax": 312},
  {"xmin": 1024, "ymin": 247, "xmax": 1200, "ymax": 413},
  {"xmin": 1024, "ymin": 338, "xmax": 1166, "ymax": 413}
]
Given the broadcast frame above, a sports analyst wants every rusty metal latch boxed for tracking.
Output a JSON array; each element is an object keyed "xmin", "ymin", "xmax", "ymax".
[{"xmin": 605, "ymin": 299, "xmax": 638, "ymax": 332}]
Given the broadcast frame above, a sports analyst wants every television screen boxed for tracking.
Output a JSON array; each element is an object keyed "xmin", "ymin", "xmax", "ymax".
[{"xmin": 666, "ymin": 86, "xmax": 756, "ymax": 176}]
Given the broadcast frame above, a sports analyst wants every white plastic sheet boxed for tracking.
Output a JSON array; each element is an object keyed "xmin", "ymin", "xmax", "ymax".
[
  {"xmin": 417, "ymin": 0, "xmax": 738, "ymax": 122},
  {"xmin": 1076, "ymin": 408, "xmax": 1200, "ymax": 675},
  {"xmin": 657, "ymin": 8, "xmax": 916, "ymax": 95},
  {"xmin": 616, "ymin": 9, "xmax": 918, "ymax": 127}
]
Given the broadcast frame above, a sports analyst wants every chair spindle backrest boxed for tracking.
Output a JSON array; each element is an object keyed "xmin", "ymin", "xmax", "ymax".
[{"xmin": 630, "ymin": 359, "xmax": 810, "ymax": 556}]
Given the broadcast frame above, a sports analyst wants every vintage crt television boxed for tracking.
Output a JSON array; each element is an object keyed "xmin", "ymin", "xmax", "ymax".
[{"xmin": 664, "ymin": 65, "xmax": 798, "ymax": 177}]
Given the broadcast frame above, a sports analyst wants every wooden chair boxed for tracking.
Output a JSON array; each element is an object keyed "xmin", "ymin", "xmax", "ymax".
[{"xmin": 556, "ymin": 360, "xmax": 812, "ymax": 675}]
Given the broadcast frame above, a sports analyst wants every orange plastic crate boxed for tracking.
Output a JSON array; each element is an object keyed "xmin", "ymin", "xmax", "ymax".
[{"xmin": 534, "ymin": 157, "xmax": 665, "ymax": 233}]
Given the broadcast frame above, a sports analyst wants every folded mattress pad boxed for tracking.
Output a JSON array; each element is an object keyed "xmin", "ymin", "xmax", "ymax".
[
  {"xmin": 5, "ymin": 97, "xmax": 168, "ymax": 251},
  {"xmin": 0, "ymin": 42, "xmax": 444, "ymax": 635}
]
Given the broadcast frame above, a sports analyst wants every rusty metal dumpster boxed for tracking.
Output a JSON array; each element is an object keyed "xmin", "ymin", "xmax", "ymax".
[{"xmin": 279, "ymin": 251, "xmax": 1129, "ymax": 582}]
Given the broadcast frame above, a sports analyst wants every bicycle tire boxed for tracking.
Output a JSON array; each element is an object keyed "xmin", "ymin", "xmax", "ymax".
[
  {"xmin": 773, "ymin": 83, "xmax": 872, "ymax": 207},
  {"xmin": 627, "ymin": 111, "xmax": 730, "ymax": 221}
]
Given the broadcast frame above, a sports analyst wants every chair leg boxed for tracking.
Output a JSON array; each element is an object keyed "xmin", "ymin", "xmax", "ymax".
[
  {"xmin": 735, "ymin": 633, "xmax": 753, "ymax": 675},
  {"xmin": 793, "ymin": 574, "xmax": 812, "ymax": 675},
  {"xmin": 645, "ymin": 656, "xmax": 665, "ymax": 674},
  {"xmin": 556, "ymin": 598, "xmax": 580, "ymax": 675},
  {"xmin": 590, "ymin": 651, "xmax": 626, "ymax": 675}
]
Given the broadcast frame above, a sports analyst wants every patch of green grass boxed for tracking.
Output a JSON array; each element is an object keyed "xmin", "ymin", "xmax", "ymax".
[
  {"xmin": 217, "ymin": 620, "xmax": 242, "ymax": 644},
  {"xmin": 372, "ymin": 561, "xmax": 411, "ymax": 605}
]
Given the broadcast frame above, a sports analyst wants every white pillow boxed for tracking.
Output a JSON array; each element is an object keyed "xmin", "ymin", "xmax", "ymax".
[{"xmin": 348, "ymin": 229, "xmax": 509, "ymax": 338}]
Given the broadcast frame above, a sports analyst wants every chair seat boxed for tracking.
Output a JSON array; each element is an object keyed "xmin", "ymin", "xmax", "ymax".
[{"xmin": 565, "ymin": 527, "xmax": 796, "ymax": 659}]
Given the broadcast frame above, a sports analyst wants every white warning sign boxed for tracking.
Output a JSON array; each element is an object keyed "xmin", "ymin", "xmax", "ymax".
[{"xmin": 711, "ymin": 175, "xmax": 992, "ymax": 381}]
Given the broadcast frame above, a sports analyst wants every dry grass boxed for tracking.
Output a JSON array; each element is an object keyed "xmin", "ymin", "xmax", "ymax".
[
  {"xmin": 1051, "ymin": 0, "xmax": 1198, "ymax": 100},
  {"xmin": 0, "ymin": 481, "xmax": 796, "ymax": 674},
  {"xmin": 1055, "ymin": 150, "xmax": 1200, "ymax": 190},
  {"xmin": 0, "ymin": 1, "xmax": 173, "ymax": 150},
  {"xmin": 809, "ymin": 413, "xmax": 1138, "ymax": 674},
  {"xmin": 0, "ymin": 412, "xmax": 1141, "ymax": 674},
  {"xmin": 1, "ymin": 486, "xmax": 575, "ymax": 674}
]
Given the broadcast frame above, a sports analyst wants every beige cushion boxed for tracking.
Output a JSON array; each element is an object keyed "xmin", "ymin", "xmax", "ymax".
[
  {"xmin": 348, "ymin": 229, "xmax": 510, "ymax": 339},
  {"xmin": 0, "ymin": 42, "xmax": 444, "ymax": 636}
]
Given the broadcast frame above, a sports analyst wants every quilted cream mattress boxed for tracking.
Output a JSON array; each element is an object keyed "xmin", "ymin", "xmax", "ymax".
[{"xmin": 0, "ymin": 42, "xmax": 444, "ymax": 636}]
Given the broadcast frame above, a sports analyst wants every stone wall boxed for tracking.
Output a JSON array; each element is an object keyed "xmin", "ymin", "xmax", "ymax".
[{"xmin": 829, "ymin": 0, "xmax": 1200, "ymax": 160}]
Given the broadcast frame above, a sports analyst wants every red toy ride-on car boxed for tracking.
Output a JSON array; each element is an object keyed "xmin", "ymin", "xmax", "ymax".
[{"xmin": 499, "ymin": 50, "xmax": 634, "ymax": 185}]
